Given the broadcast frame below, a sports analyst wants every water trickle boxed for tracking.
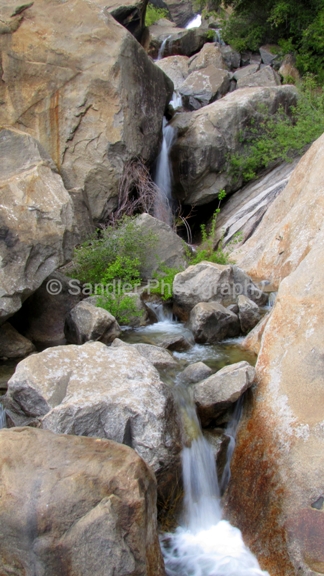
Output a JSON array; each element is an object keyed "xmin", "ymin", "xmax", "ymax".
[
  {"xmin": 161, "ymin": 387, "xmax": 269, "ymax": 576},
  {"xmin": 185, "ymin": 14, "xmax": 202, "ymax": 29},
  {"xmin": 154, "ymin": 118, "xmax": 175, "ymax": 225},
  {"xmin": 157, "ymin": 35, "xmax": 171, "ymax": 60},
  {"xmin": 169, "ymin": 91, "xmax": 183, "ymax": 111},
  {"xmin": 145, "ymin": 302, "xmax": 175, "ymax": 323},
  {"xmin": 0, "ymin": 403, "xmax": 6, "ymax": 429}
]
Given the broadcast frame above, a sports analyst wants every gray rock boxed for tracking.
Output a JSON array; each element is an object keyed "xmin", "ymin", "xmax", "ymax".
[
  {"xmin": 0, "ymin": 128, "xmax": 77, "ymax": 323},
  {"xmin": 0, "ymin": 427, "xmax": 164, "ymax": 576},
  {"xmin": 160, "ymin": 334, "xmax": 193, "ymax": 351},
  {"xmin": 188, "ymin": 43, "xmax": 228, "ymax": 73},
  {"xmin": 220, "ymin": 45, "xmax": 241, "ymax": 70},
  {"xmin": 180, "ymin": 66, "xmax": 231, "ymax": 109},
  {"xmin": 189, "ymin": 301, "xmax": 240, "ymax": 343},
  {"xmin": 134, "ymin": 213, "xmax": 187, "ymax": 279},
  {"xmin": 233, "ymin": 63, "xmax": 260, "ymax": 81},
  {"xmin": 0, "ymin": 323, "xmax": 35, "ymax": 359},
  {"xmin": 65, "ymin": 300, "xmax": 121, "ymax": 345},
  {"xmin": 4, "ymin": 342, "xmax": 181, "ymax": 480},
  {"xmin": 173, "ymin": 261, "xmax": 267, "ymax": 320},
  {"xmin": 260, "ymin": 45, "xmax": 279, "ymax": 65},
  {"xmin": 112, "ymin": 338, "xmax": 178, "ymax": 370},
  {"xmin": 237, "ymin": 295, "xmax": 261, "ymax": 334},
  {"xmin": 179, "ymin": 361, "xmax": 212, "ymax": 383},
  {"xmin": 156, "ymin": 55, "xmax": 189, "ymax": 90},
  {"xmin": 170, "ymin": 86, "xmax": 298, "ymax": 205},
  {"xmin": 193, "ymin": 361, "xmax": 255, "ymax": 426},
  {"xmin": 237, "ymin": 66, "xmax": 281, "ymax": 89}
]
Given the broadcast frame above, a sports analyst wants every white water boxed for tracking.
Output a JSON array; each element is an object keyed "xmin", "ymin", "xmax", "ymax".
[
  {"xmin": 157, "ymin": 35, "xmax": 171, "ymax": 60},
  {"xmin": 185, "ymin": 14, "xmax": 202, "ymax": 29},
  {"xmin": 220, "ymin": 397, "xmax": 243, "ymax": 493},
  {"xmin": 0, "ymin": 403, "xmax": 6, "ymax": 429},
  {"xmin": 169, "ymin": 91, "xmax": 183, "ymax": 111},
  {"xmin": 161, "ymin": 395, "xmax": 269, "ymax": 576},
  {"xmin": 145, "ymin": 302, "xmax": 175, "ymax": 323},
  {"xmin": 154, "ymin": 118, "xmax": 175, "ymax": 225}
]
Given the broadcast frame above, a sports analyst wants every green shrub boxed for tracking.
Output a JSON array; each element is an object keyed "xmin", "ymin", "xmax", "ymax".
[
  {"xmin": 229, "ymin": 82, "xmax": 324, "ymax": 184},
  {"xmin": 97, "ymin": 293, "xmax": 144, "ymax": 325},
  {"xmin": 149, "ymin": 265, "xmax": 183, "ymax": 301},
  {"xmin": 145, "ymin": 4, "xmax": 168, "ymax": 26}
]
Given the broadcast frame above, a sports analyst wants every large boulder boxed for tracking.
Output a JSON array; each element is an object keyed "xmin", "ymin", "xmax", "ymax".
[
  {"xmin": 225, "ymin": 223, "xmax": 324, "ymax": 575},
  {"xmin": 170, "ymin": 85, "xmax": 298, "ymax": 205},
  {"xmin": 237, "ymin": 66, "xmax": 281, "ymax": 89},
  {"xmin": 237, "ymin": 295, "xmax": 261, "ymax": 334},
  {"xmin": 230, "ymin": 133, "xmax": 324, "ymax": 288},
  {"xmin": 0, "ymin": 128, "xmax": 76, "ymax": 323},
  {"xmin": 0, "ymin": 323, "xmax": 35, "ymax": 359},
  {"xmin": 0, "ymin": 0, "xmax": 173, "ymax": 225},
  {"xmin": 193, "ymin": 361, "xmax": 255, "ymax": 426},
  {"xmin": 156, "ymin": 55, "xmax": 189, "ymax": 90},
  {"xmin": 4, "ymin": 342, "xmax": 181, "ymax": 484},
  {"xmin": 0, "ymin": 427, "xmax": 164, "ymax": 576},
  {"xmin": 146, "ymin": 19, "xmax": 208, "ymax": 58},
  {"xmin": 188, "ymin": 43, "xmax": 228, "ymax": 73},
  {"xmin": 134, "ymin": 213, "xmax": 187, "ymax": 279},
  {"xmin": 64, "ymin": 300, "xmax": 121, "ymax": 344},
  {"xmin": 173, "ymin": 261, "xmax": 267, "ymax": 321},
  {"xmin": 189, "ymin": 301, "xmax": 240, "ymax": 343},
  {"xmin": 179, "ymin": 66, "xmax": 231, "ymax": 109}
]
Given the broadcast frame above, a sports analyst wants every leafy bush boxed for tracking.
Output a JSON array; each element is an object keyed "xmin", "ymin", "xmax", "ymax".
[
  {"xmin": 97, "ymin": 293, "xmax": 144, "ymax": 325},
  {"xmin": 149, "ymin": 265, "xmax": 183, "ymax": 301},
  {"xmin": 229, "ymin": 81, "xmax": 324, "ymax": 183},
  {"xmin": 145, "ymin": 4, "xmax": 168, "ymax": 26}
]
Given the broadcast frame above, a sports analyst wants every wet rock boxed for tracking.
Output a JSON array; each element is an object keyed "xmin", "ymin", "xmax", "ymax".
[
  {"xmin": 230, "ymin": 133, "xmax": 324, "ymax": 288},
  {"xmin": 170, "ymin": 85, "xmax": 298, "ymax": 205},
  {"xmin": 188, "ymin": 43, "xmax": 228, "ymax": 73},
  {"xmin": 0, "ymin": 323, "xmax": 35, "ymax": 359},
  {"xmin": 112, "ymin": 338, "xmax": 178, "ymax": 370},
  {"xmin": 241, "ymin": 312, "xmax": 270, "ymax": 356},
  {"xmin": 237, "ymin": 295, "xmax": 261, "ymax": 334},
  {"xmin": 189, "ymin": 302, "xmax": 240, "ymax": 343},
  {"xmin": 146, "ymin": 19, "xmax": 207, "ymax": 59},
  {"xmin": 64, "ymin": 301, "xmax": 121, "ymax": 345},
  {"xmin": 173, "ymin": 261, "xmax": 267, "ymax": 321},
  {"xmin": 180, "ymin": 66, "xmax": 231, "ymax": 109},
  {"xmin": 134, "ymin": 214, "xmax": 187, "ymax": 279},
  {"xmin": 160, "ymin": 334, "xmax": 193, "ymax": 351},
  {"xmin": 156, "ymin": 55, "xmax": 189, "ymax": 90},
  {"xmin": 4, "ymin": 342, "xmax": 181, "ymax": 483},
  {"xmin": 237, "ymin": 66, "xmax": 281, "ymax": 89},
  {"xmin": 0, "ymin": 427, "xmax": 164, "ymax": 576},
  {"xmin": 179, "ymin": 361, "xmax": 212, "ymax": 384},
  {"xmin": 203, "ymin": 428, "xmax": 231, "ymax": 481},
  {"xmin": 0, "ymin": 0, "xmax": 173, "ymax": 225},
  {"xmin": 0, "ymin": 128, "xmax": 76, "ymax": 323},
  {"xmin": 193, "ymin": 361, "xmax": 255, "ymax": 426}
]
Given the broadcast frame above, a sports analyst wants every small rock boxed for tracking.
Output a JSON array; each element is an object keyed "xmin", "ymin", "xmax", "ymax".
[
  {"xmin": 237, "ymin": 295, "xmax": 261, "ymax": 334},
  {"xmin": 65, "ymin": 300, "xmax": 121, "ymax": 344},
  {"xmin": 0, "ymin": 323, "xmax": 35, "ymax": 359},
  {"xmin": 189, "ymin": 302, "xmax": 241, "ymax": 343},
  {"xmin": 193, "ymin": 361, "xmax": 255, "ymax": 426},
  {"xmin": 160, "ymin": 334, "xmax": 193, "ymax": 351},
  {"xmin": 259, "ymin": 45, "xmax": 279, "ymax": 66},
  {"xmin": 179, "ymin": 361, "xmax": 212, "ymax": 384}
]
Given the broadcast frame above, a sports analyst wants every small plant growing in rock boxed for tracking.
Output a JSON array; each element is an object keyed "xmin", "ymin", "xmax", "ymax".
[
  {"xmin": 190, "ymin": 189, "xmax": 230, "ymax": 265},
  {"xmin": 145, "ymin": 4, "xmax": 168, "ymax": 26}
]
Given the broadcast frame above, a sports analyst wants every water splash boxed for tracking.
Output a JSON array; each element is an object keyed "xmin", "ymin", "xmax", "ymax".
[
  {"xmin": 0, "ymin": 403, "xmax": 6, "ymax": 429},
  {"xmin": 161, "ymin": 389, "xmax": 269, "ymax": 576},
  {"xmin": 169, "ymin": 91, "xmax": 183, "ymax": 111},
  {"xmin": 154, "ymin": 118, "xmax": 175, "ymax": 225},
  {"xmin": 157, "ymin": 35, "xmax": 171, "ymax": 60},
  {"xmin": 185, "ymin": 14, "xmax": 202, "ymax": 29},
  {"xmin": 145, "ymin": 302, "xmax": 175, "ymax": 323}
]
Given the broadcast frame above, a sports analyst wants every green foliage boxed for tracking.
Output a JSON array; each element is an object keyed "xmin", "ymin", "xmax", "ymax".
[
  {"xmin": 229, "ymin": 82, "xmax": 324, "ymax": 183},
  {"xmin": 97, "ymin": 293, "xmax": 143, "ymax": 325},
  {"xmin": 150, "ymin": 265, "xmax": 182, "ymax": 301},
  {"xmin": 145, "ymin": 3, "xmax": 168, "ymax": 26}
]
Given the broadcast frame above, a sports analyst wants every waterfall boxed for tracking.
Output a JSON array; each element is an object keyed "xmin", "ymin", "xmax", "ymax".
[
  {"xmin": 157, "ymin": 35, "xmax": 171, "ymax": 60},
  {"xmin": 153, "ymin": 118, "xmax": 175, "ymax": 225},
  {"xmin": 161, "ymin": 389, "xmax": 269, "ymax": 576},
  {"xmin": 0, "ymin": 403, "xmax": 6, "ymax": 429},
  {"xmin": 220, "ymin": 397, "xmax": 243, "ymax": 493},
  {"xmin": 169, "ymin": 91, "xmax": 183, "ymax": 111},
  {"xmin": 145, "ymin": 302, "xmax": 175, "ymax": 323},
  {"xmin": 185, "ymin": 14, "xmax": 202, "ymax": 29}
]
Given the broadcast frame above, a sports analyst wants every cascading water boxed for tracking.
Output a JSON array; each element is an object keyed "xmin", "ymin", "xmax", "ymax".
[
  {"xmin": 157, "ymin": 35, "xmax": 171, "ymax": 60},
  {"xmin": 161, "ymin": 388, "xmax": 269, "ymax": 576},
  {"xmin": 154, "ymin": 117, "xmax": 175, "ymax": 225},
  {"xmin": 220, "ymin": 397, "xmax": 243, "ymax": 493},
  {"xmin": 0, "ymin": 403, "xmax": 6, "ymax": 429},
  {"xmin": 169, "ymin": 91, "xmax": 183, "ymax": 111},
  {"xmin": 185, "ymin": 14, "xmax": 202, "ymax": 29}
]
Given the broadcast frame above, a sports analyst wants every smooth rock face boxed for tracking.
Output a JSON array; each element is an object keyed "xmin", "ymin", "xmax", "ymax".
[
  {"xmin": 0, "ymin": 0, "xmax": 173, "ymax": 224},
  {"xmin": 179, "ymin": 66, "xmax": 231, "ymax": 109},
  {"xmin": 171, "ymin": 85, "xmax": 297, "ymax": 205},
  {"xmin": 233, "ymin": 63, "xmax": 259, "ymax": 81},
  {"xmin": 173, "ymin": 261, "xmax": 267, "ymax": 321},
  {"xmin": 156, "ymin": 55, "xmax": 189, "ymax": 90},
  {"xmin": 189, "ymin": 302, "xmax": 240, "ymax": 343},
  {"xmin": 241, "ymin": 312, "xmax": 270, "ymax": 356},
  {"xmin": 0, "ymin": 427, "xmax": 164, "ymax": 576},
  {"xmin": 0, "ymin": 128, "xmax": 76, "ymax": 323},
  {"xmin": 112, "ymin": 338, "xmax": 178, "ymax": 370},
  {"xmin": 134, "ymin": 214, "xmax": 187, "ymax": 279},
  {"xmin": 237, "ymin": 66, "xmax": 281, "ymax": 89},
  {"xmin": 65, "ymin": 301, "xmax": 121, "ymax": 344},
  {"xmin": 179, "ymin": 361, "xmax": 212, "ymax": 384},
  {"xmin": 230, "ymin": 133, "xmax": 324, "ymax": 288},
  {"xmin": 237, "ymin": 295, "xmax": 261, "ymax": 334},
  {"xmin": 225, "ymin": 226, "xmax": 324, "ymax": 575},
  {"xmin": 0, "ymin": 323, "xmax": 35, "ymax": 359},
  {"xmin": 4, "ymin": 342, "xmax": 181, "ymax": 478},
  {"xmin": 193, "ymin": 361, "xmax": 255, "ymax": 426},
  {"xmin": 188, "ymin": 43, "xmax": 228, "ymax": 73}
]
